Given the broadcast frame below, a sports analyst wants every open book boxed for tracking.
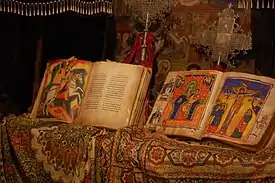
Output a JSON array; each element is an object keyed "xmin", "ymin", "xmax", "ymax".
[
  {"xmin": 147, "ymin": 70, "xmax": 275, "ymax": 150},
  {"xmin": 31, "ymin": 57, "xmax": 151, "ymax": 129}
]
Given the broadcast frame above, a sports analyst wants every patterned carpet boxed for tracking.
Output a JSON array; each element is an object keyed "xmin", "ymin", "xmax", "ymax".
[{"xmin": 0, "ymin": 115, "xmax": 275, "ymax": 183}]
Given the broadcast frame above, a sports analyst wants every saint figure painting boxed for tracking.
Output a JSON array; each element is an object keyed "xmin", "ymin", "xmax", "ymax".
[
  {"xmin": 160, "ymin": 74, "xmax": 216, "ymax": 129},
  {"xmin": 36, "ymin": 58, "xmax": 91, "ymax": 122}
]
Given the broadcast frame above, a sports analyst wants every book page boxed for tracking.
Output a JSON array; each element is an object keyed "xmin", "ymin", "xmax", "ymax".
[
  {"xmin": 131, "ymin": 69, "xmax": 152, "ymax": 127},
  {"xmin": 147, "ymin": 70, "xmax": 223, "ymax": 139},
  {"xmin": 203, "ymin": 72, "xmax": 275, "ymax": 145},
  {"xmin": 31, "ymin": 58, "xmax": 93, "ymax": 123},
  {"xmin": 79, "ymin": 62, "xmax": 144, "ymax": 129}
]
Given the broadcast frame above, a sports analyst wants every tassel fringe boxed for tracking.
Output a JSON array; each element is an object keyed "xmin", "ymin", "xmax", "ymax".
[
  {"xmin": 0, "ymin": 0, "xmax": 113, "ymax": 16},
  {"xmin": 238, "ymin": 0, "xmax": 275, "ymax": 9}
]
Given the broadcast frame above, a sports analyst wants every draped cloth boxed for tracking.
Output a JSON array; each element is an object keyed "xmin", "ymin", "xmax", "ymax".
[
  {"xmin": 1, "ymin": 115, "xmax": 275, "ymax": 182},
  {"xmin": 0, "ymin": 0, "xmax": 113, "ymax": 16}
]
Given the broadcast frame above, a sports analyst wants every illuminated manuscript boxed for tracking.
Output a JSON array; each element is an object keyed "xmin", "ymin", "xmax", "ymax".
[
  {"xmin": 32, "ymin": 57, "xmax": 151, "ymax": 129},
  {"xmin": 35, "ymin": 58, "xmax": 91, "ymax": 121},
  {"xmin": 148, "ymin": 71, "xmax": 275, "ymax": 150}
]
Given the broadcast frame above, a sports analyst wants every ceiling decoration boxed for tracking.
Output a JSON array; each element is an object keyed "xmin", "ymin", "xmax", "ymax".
[{"xmin": 0, "ymin": 0, "xmax": 113, "ymax": 16}]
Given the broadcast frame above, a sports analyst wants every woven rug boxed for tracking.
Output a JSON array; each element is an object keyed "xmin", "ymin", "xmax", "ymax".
[{"xmin": 1, "ymin": 115, "xmax": 275, "ymax": 182}]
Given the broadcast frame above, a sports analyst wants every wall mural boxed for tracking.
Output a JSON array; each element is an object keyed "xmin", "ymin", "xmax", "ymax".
[
  {"xmin": 113, "ymin": 0, "xmax": 240, "ymax": 16},
  {"xmin": 114, "ymin": 0, "xmax": 253, "ymax": 95}
]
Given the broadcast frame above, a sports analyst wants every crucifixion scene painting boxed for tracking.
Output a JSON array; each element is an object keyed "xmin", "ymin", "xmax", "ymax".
[{"xmin": 206, "ymin": 78, "xmax": 273, "ymax": 141}]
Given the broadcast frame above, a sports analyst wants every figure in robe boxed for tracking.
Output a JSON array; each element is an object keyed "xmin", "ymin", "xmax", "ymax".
[
  {"xmin": 44, "ymin": 60, "xmax": 66, "ymax": 92},
  {"xmin": 207, "ymin": 103, "xmax": 226, "ymax": 133},
  {"xmin": 175, "ymin": 76, "xmax": 185, "ymax": 88},
  {"xmin": 41, "ymin": 59, "xmax": 78, "ymax": 115},
  {"xmin": 59, "ymin": 60, "xmax": 78, "ymax": 91},
  {"xmin": 160, "ymin": 78, "xmax": 175, "ymax": 100},
  {"xmin": 48, "ymin": 60, "xmax": 77, "ymax": 100},
  {"xmin": 47, "ymin": 59, "xmax": 77, "ymax": 90},
  {"xmin": 148, "ymin": 107, "xmax": 162, "ymax": 124},
  {"xmin": 48, "ymin": 69, "xmax": 87, "ymax": 121},
  {"xmin": 203, "ymin": 75, "xmax": 214, "ymax": 90},
  {"xmin": 182, "ymin": 88, "xmax": 202, "ymax": 120},
  {"xmin": 251, "ymin": 97, "xmax": 263, "ymax": 115},
  {"xmin": 170, "ymin": 81, "xmax": 197, "ymax": 119},
  {"xmin": 121, "ymin": 31, "xmax": 156, "ymax": 69},
  {"xmin": 231, "ymin": 109, "xmax": 253, "ymax": 138},
  {"xmin": 251, "ymin": 115, "xmax": 268, "ymax": 138},
  {"xmin": 219, "ymin": 84, "xmax": 258, "ymax": 134},
  {"xmin": 170, "ymin": 95, "xmax": 188, "ymax": 119}
]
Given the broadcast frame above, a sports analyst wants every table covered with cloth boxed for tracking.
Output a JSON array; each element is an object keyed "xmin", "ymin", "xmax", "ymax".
[{"xmin": 1, "ymin": 115, "xmax": 275, "ymax": 183}]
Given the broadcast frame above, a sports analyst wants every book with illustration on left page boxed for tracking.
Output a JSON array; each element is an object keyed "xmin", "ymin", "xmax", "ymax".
[{"xmin": 31, "ymin": 57, "xmax": 152, "ymax": 129}]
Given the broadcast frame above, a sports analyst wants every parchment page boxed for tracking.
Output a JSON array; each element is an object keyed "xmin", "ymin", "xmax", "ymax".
[
  {"xmin": 131, "ymin": 69, "xmax": 152, "ymax": 126},
  {"xmin": 79, "ymin": 62, "xmax": 144, "ymax": 129},
  {"xmin": 31, "ymin": 58, "xmax": 93, "ymax": 123},
  {"xmin": 147, "ymin": 70, "xmax": 223, "ymax": 139},
  {"xmin": 203, "ymin": 72, "xmax": 275, "ymax": 145}
]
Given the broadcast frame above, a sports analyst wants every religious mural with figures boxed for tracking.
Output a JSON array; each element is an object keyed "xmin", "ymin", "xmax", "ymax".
[
  {"xmin": 206, "ymin": 77, "xmax": 273, "ymax": 141},
  {"xmin": 114, "ymin": 0, "xmax": 252, "ymax": 99},
  {"xmin": 113, "ymin": 1, "xmax": 254, "ymax": 70}
]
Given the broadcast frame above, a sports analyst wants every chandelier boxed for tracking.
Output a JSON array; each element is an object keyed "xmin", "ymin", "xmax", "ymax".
[{"xmin": 124, "ymin": 0, "xmax": 173, "ymax": 23}]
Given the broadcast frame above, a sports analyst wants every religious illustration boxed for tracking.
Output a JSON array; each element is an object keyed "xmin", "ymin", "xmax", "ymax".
[
  {"xmin": 36, "ymin": 58, "xmax": 91, "ymax": 122},
  {"xmin": 206, "ymin": 78, "xmax": 273, "ymax": 141},
  {"xmin": 147, "ymin": 101, "xmax": 166, "ymax": 125},
  {"xmin": 207, "ymin": 103, "xmax": 226, "ymax": 132},
  {"xmin": 250, "ymin": 115, "xmax": 269, "ymax": 140},
  {"xmin": 231, "ymin": 108, "xmax": 253, "ymax": 138},
  {"xmin": 162, "ymin": 27, "xmax": 189, "ymax": 58},
  {"xmin": 158, "ymin": 74, "xmax": 184, "ymax": 101},
  {"xmin": 159, "ymin": 77, "xmax": 176, "ymax": 101},
  {"xmin": 116, "ymin": 32, "xmax": 134, "ymax": 60},
  {"xmin": 152, "ymin": 60, "xmax": 171, "ymax": 99},
  {"xmin": 160, "ymin": 74, "xmax": 217, "ymax": 129},
  {"xmin": 121, "ymin": 32, "xmax": 132, "ymax": 55}
]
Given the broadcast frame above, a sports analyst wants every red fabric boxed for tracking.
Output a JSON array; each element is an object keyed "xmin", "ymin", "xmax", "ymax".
[
  {"xmin": 211, "ymin": 65, "xmax": 225, "ymax": 72},
  {"xmin": 122, "ymin": 32, "xmax": 156, "ymax": 69}
]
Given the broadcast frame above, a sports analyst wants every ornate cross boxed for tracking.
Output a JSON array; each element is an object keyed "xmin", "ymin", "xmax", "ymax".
[{"xmin": 190, "ymin": 3, "xmax": 252, "ymax": 67}]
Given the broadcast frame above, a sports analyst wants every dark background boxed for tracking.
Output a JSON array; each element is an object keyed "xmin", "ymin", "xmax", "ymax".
[
  {"xmin": 0, "ymin": 12, "xmax": 116, "ymax": 113},
  {"xmin": 0, "ymin": 9, "xmax": 274, "ymax": 114}
]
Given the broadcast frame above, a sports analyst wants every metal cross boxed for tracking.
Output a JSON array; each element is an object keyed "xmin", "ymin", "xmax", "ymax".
[{"xmin": 190, "ymin": 4, "xmax": 251, "ymax": 66}]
